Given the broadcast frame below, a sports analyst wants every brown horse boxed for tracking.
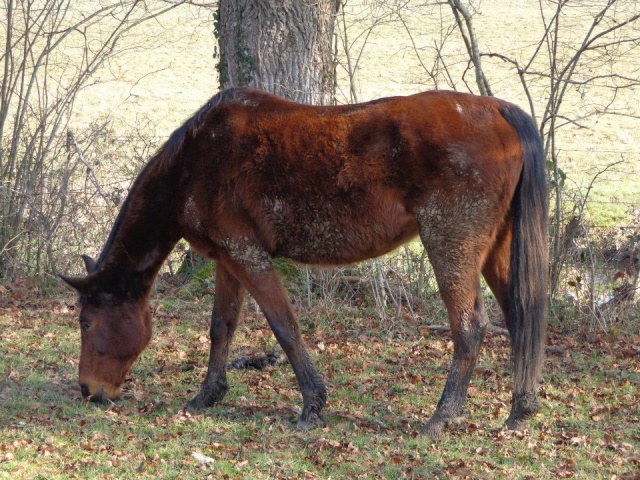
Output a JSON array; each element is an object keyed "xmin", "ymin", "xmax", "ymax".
[{"xmin": 61, "ymin": 88, "xmax": 548, "ymax": 439}]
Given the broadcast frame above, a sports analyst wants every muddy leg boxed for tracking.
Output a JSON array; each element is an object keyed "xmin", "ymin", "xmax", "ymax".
[
  {"xmin": 226, "ymin": 262, "xmax": 327, "ymax": 430},
  {"xmin": 422, "ymin": 282, "xmax": 488, "ymax": 440},
  {"xmin": 416, "ymin": 201, "xmax": 493, "ymax": 439},
  {"xmin": 189, "ymin": 264, "xmax": 245, "ymax": 410}
]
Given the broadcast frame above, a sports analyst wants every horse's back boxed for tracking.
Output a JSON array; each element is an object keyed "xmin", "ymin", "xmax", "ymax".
[{"xmin": 178, "ymin": 89, "xmax": 525, "ymax": 266}]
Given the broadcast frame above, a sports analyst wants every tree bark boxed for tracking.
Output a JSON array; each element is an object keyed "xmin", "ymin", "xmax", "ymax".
[{"xmin": 216, "ymin": 0, "xmax": 339, "ymax": 105}]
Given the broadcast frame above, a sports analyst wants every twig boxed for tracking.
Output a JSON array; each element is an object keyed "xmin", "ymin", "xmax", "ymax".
[
  {"xmin": 66, "ymin": 131, "xmax": 109, "ymax": 205},
  {"xmin": 448, "ymin": 0, "xmax": 492, "ymax": 96},
  {"xmin": 424, "ymin": 324, "xmax": 510, "ymax": 336}
]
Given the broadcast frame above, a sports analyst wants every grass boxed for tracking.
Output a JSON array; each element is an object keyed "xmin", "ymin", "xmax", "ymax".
[{"xmin": 1, "ymin": 281, "xmax": 638, "ymax": 479}]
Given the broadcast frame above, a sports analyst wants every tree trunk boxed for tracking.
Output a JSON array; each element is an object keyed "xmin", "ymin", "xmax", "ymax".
[{"xmin": 216, "ymin": 0, "xmax": 339, "ymax": 105}]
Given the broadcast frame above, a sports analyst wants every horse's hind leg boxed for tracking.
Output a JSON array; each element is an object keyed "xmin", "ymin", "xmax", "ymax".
[
  {"xmin": 422, "ymin": 276, "xmax": 489, "ymax": 440},
  {"xmin": 482, "ymin": 220, "xmax": 542, "ymax": 429},
  {"xmin": 481, "ymin": 218, "xmax": 511, "ymax": 317},
  {"xmin": 415, "ymin": 204, "xmax": 495, "ymax": 440},
  {"xmin": 189, "ymin": 264, "xmax": 245, "ymax": 410}
]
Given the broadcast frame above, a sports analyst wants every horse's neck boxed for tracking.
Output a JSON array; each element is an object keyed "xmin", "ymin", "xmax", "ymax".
[{"xmin": 96, "ymin": 159, "xmax": 181, "ymax": 299}]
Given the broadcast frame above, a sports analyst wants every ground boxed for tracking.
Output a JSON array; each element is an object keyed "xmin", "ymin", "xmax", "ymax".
[{"xmin": 0, "ymin": 278, "xmax": 638, "ymax": 479}]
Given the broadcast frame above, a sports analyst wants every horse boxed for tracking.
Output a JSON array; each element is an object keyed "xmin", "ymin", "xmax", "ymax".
[{"xmin": 60, "ymin": 87, "xmax": 548, "ymax": 439}]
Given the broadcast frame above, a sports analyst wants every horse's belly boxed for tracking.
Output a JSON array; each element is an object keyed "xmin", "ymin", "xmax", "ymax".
[{"xmin": 267, "ymin": 196, "xmax": 419, "ymax": 265}]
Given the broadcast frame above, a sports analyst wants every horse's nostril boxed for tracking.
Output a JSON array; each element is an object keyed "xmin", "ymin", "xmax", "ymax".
[{"xmin": 80, "ymin": 384, "xmax": 90, "ymax": 398}]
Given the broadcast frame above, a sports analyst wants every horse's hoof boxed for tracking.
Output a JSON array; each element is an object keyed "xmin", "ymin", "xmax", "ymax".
[
  {"xmin": 187, "ymin": 396, "xmax": 210, "ymax": 411},
  {"xmin": 505, "ymin": 416, "xmax": 528, "ymax": 431},
  {"xmin": 421, "ymin": 418, "xmax": 445, "ymax": 441},
  {"xmin": 421, "ymin": 413, "xmax": 463, "ymax": 441},
  {"xmin": 187, "ymin": 390, "xmax": 221, "ymax": 411},
  {"xmin": 506, "ymin": 392, "xmax": 540, "ymax": 430},
  {"xmin": 187, "ymin": 380, "xmax": 229, "ymax": 411},
  {"xmin": 297, "ymin": 411, "xmax": 326, "ymax": 431}
]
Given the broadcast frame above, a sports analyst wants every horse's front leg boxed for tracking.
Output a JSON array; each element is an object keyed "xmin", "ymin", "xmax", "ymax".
[
  {"xmin": 224, "ymin": 258, "xmax": 327, "ymax": 430},
  {"xmin": 189, "ymin": 264, "xmax": 245, "ymax": 410}
]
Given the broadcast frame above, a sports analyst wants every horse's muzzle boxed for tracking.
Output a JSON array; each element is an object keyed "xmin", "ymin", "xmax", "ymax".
[{"xmin": 81, "ymin": 383, "xmax": 108, "ymax": 404}]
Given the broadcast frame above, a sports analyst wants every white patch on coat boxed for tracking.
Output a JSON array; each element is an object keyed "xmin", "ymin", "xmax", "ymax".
[{"xmin": 184, "ymin": 196, "xmax": 205, "ymax": 235}]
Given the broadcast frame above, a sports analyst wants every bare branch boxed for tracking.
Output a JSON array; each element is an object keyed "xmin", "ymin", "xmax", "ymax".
[{"xmin": 447, "ymin": 0, "xmax": 491, "ymax": 95}]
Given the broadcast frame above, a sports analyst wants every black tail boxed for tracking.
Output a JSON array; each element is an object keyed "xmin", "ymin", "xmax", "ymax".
[{"xmin": 500, "ymin": 104, "xmax": 548, "ymax": 396}]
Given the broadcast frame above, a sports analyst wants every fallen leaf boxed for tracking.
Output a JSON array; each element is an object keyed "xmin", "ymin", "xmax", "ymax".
[{"xmin": 192, "ymin": 451, "xmax": 215, "ymax": 464}]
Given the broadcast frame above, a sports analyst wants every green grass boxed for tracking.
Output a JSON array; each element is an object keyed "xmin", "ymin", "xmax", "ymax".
[{"xmin": 1, "ymin": 283, "xmax": 638, "ymax": 479}]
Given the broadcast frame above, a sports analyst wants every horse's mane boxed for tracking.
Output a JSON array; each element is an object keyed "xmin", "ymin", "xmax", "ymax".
[
  {"xmin": 155, "ymin": 87, "xmax": 248, "ymax": 172},
  {"xmin": 94, "ymin": 88, "xmax": 248, "ymax": 269}
]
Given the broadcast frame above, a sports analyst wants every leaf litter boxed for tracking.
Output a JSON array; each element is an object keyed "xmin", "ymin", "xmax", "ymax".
[{"xmin": 0, "ymin": 281, "xmax": 638, "ymax": 478}]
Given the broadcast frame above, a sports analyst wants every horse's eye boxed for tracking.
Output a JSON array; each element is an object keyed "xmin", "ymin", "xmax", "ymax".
[{"xmin": 80, "ymin": 321, "xmax": 91, "ymax": 331}]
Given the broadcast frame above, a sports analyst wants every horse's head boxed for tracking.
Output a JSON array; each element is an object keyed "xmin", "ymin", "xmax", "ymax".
[{"xmin": 60, "ymin": 256, "xmax": 152, "ymax": 404}]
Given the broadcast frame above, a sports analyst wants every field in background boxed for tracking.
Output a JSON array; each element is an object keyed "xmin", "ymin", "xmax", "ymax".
[
  {"xmin": 72, "ymin": 4, "xmax": 217, "ymax": 138},
  {"xmin": 70, "ymin": 1, "xmax": 638, "ymax": 228}
]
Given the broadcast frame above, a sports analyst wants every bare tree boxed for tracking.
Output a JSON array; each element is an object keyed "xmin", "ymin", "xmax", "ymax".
[
  {"xmin": 0, "ymin": 0, "xmax": 181, "ymax": 279},
  {"xmin": 335, "ymin": 0, "xmax": 401, "ymax": 103},
  {"xmin": 480, "ymin": 0, "xmax": 640, "ymax": 299}
]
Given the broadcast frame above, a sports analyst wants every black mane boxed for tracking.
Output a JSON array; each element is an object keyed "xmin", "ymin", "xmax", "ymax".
[{"xmin": 95, "ymin": 88, "xmax": 245, "ymax": 270}]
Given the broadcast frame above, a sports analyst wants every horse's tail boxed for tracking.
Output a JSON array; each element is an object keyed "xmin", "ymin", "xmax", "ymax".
[{"xmin": 500, "ymin": 104, "xmax": 549, "ymax": 398}]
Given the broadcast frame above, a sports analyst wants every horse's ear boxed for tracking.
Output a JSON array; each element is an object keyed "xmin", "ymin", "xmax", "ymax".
[
  {"xmin": 82, "ymin": 255, "xmax": 97, "ymax": 273},
  {"xmin": 59, "ymin": 255, "xmax": 98, "ymax": 292},
  {"xmin": 59, "ymin": 274, "xmax": 93, "ymax": 293}
]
